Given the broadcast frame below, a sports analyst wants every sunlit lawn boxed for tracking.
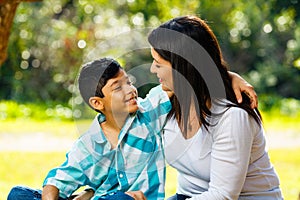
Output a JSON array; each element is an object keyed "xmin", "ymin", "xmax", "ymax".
[
  {"xmin": 0, "ymin": 119, "xmax": 82, "ymax": 138},
  {"xmin": 1, "ymin": 115, "xmax": 299, "ymax": 199},
  {"xmin": 1, "ymin": 149, "xmax": 299, "ymax": 199}
]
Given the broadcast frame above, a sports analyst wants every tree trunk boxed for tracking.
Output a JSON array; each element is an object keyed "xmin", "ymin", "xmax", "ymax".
[{"xmin": 0, "ymin": 0, "xmax": 42, "ymax": 66}]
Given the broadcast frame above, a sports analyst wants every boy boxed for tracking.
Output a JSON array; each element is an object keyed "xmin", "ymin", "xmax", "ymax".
[{"xmin": 7, "ymin": 58, "xmax": 171, "ymax": 200}]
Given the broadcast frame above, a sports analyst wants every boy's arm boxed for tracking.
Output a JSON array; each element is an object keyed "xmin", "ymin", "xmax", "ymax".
[
  {"xmin": 228, "ymin": 71, "xmax": 258, "ymax": 109},
  {"xmin": 42, "ymin": 185, "xmax": 59, "ymax": 200},
  {"xmin": 43, "ymin": 138, "xmax": 94, "ymax": 198}
]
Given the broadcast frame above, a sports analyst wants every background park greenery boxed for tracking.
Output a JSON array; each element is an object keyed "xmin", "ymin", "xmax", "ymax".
[
  {"xmin": 1, "ymin": 0, "xmax": 300, "ymax": 106},
  {"xmin": 0, "ymin": 0, "xmax": 300, "ymax": 199}
]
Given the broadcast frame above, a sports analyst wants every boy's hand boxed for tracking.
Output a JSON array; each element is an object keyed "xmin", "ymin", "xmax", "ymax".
[
  {"xmin": 69, "ymin": 189, "xmax": 94, "ymax": 200},
  {"xmin": 229, "ymin": 71, "xmax": 258, "ymax": 109},
  {"xmin": 125, "ymin": 191, "xmax": 147, "ymax": 200}
]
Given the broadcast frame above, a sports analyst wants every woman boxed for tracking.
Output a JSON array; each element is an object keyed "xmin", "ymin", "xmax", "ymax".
[{"xmin": 148, "ymin": 15, "xmax": 282, "ymax": 199}]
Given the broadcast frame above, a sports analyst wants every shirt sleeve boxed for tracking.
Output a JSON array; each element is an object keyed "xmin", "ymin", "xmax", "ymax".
[
  {"xmin": 138, "ymin": 84, "xmax": 172, "ymax": 132},
  {"xmin": 189, "ymin": 107, "xmax": 259, "ymax": 200},
  {"xmin": 43, "ymin": 138, "xmax": 93, "ymax": 198}
]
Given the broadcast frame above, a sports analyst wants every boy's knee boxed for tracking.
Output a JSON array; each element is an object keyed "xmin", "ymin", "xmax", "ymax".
[
  {"xmin": 7, "ymin": 186, "xmax": 41, "ymax": 200},
  {"xmin": 7, "ymin": 186, "xmax": 23, "ymax": 200}
]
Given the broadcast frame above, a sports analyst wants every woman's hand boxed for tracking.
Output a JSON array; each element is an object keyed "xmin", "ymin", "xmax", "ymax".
[
  {"xmin": 229, "ymin": 71, "xmax": 258, "ymax": 109},
  {"xmin": 125, "ymin": 191, "xmax": 147, "ymax": 200}
]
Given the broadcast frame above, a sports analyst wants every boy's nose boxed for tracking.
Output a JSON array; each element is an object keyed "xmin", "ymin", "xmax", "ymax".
[{"xmin": 125, "ymin": 85, "xmax": 137, "ymax": 94}]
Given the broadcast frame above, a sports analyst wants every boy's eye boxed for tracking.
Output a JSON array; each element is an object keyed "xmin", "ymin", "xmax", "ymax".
[{"xmin": 128, "ymin": 74, "xmax": 136, "ymax": 84}]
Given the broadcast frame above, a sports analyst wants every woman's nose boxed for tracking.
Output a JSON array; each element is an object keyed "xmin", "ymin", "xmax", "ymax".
[{"xmin": 150, "ymin": 61, "xmax": 156, "ymax": 74}]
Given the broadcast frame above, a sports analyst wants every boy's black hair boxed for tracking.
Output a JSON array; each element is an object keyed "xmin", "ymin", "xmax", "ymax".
[{"xmin": 78, "ymin": 58, "xmax": 122, "ymax": 110}]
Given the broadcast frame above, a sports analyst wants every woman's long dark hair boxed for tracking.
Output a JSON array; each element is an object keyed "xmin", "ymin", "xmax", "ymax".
[{"xmin": 148, "ymin": 15, "xmax": 261, "ymax": 137}]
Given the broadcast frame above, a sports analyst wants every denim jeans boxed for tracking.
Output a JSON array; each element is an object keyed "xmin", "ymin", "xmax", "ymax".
[
  {"xmin": 167, "ymin": 193, "xmax": 191, "ymax": 200},
  {"xmin": 7, "ymin": 186, "xmax": 67, "ymax": 200},
  {"xmin": 94, "ymin": 191, "xmax": 134, "ymax": 200},
  {"xmin": 7, "ymin": 186, "xmax": 134, "ymax": 200}
]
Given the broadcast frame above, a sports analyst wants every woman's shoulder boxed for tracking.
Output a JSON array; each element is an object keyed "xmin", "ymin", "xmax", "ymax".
[
  {"xmin": 212, "ymin": 99, "xmax": 249, "ymax": 119},
  {"xmin": 224, "ymin": 105, "xmax": 249, "ymax": 118},
  {"xmin": 210, "ymin": 99, "xmax": 261, "ymax": 133}
]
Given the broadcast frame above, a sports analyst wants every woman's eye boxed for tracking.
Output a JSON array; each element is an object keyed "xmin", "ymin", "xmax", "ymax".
[
  {"xmin": 155, "ymin": 64, "xmax": 160, "ymax": 68},
  {"xmin": 113, "ymin": 86, "xmax": 122, "ymax": 91}
]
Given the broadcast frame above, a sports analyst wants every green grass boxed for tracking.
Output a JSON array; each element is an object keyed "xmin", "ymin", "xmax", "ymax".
[
  {"xmin": 0, "ymin": 119, "xmax": 94, "ymax": 140},
  {"xmin": 269, "ymin": 149, "xmax": 300, "ymax": 199},
  {"xmin": 0, "ymin": 152, "xmax": 66, "ymax": 198},
  {"xmin": 1, "ymin": 149, "xmax": 299, "ymax": 199},
  {"xmin": 261, "ymin": 111, "xmax": 300, "ymax": 133}
]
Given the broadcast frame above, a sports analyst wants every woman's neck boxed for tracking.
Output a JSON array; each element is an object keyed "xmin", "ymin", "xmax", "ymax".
[
  {"xmin": 185, "ymin": 102, "xmax": 201, "ymax": 139},
  {"xmin": 179, "ymin": 99, "xmax": 211, "ymax": 139}
]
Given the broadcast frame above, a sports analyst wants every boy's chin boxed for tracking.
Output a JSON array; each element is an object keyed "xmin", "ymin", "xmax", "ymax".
[{"xmin": 128, "ymin": 106, "xmax": 139, "ymax": 114}]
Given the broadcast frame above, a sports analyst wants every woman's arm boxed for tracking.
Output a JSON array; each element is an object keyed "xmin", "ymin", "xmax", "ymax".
[{"xmin": 229, "ymin": 71, "xmax": 257, "ymax": 109}]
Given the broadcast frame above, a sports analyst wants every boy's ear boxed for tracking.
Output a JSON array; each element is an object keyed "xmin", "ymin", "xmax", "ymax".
[{"xmin": 89, "ymin": 97, "xmax": 104, "ymax": 111}]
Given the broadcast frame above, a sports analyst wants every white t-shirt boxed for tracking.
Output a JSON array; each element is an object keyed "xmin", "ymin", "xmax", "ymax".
[{"xmin": 163, "ymin": 100, "xmax": 283, "ymax": 200}]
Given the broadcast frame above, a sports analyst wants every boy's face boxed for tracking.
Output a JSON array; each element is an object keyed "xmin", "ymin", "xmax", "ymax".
[{"xmin": 100, "ymin": 69, "xmax": 138, "ymax": 115}]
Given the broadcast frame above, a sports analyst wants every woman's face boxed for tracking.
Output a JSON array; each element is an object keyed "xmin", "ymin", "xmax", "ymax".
[{"xmin": 150, "ymin": 48, "xmax": 173, "ymax": 92}]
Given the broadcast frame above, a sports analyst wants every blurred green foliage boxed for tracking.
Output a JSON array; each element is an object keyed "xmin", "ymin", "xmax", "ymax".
[
  {"xmin": 0, "ymin": 100, "xmax": 74, "ymax": 120},
  {"xmin": 0, "ymin": 0, "xmax": 300, "ymax": 117}
]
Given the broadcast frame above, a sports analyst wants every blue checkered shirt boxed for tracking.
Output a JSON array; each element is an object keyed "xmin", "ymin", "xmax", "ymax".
[{"xmin": 43, "ymin": 85, "xmax": 171, "ymax": 200}]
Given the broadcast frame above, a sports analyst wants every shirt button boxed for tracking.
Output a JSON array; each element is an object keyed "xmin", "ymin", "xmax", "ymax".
[{"xmin": 119, "ymin": 173, "xmax": 124, "ymax": 178}]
